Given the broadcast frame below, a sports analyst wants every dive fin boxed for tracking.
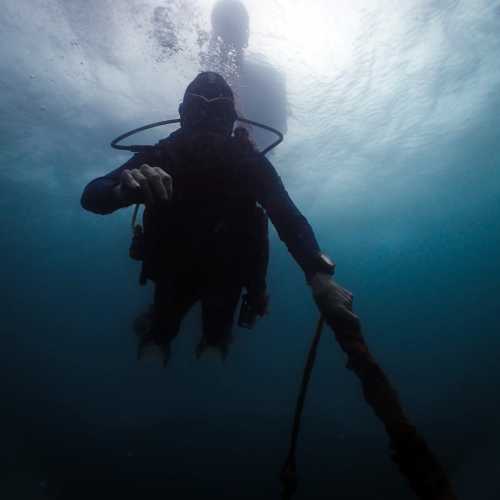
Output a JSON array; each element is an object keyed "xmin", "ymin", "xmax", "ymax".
[
  {"xmin": 137, "ymin": 337, "xmax": 171, "ymax": 367},
  {"xmin": 195, "ymin": 340, "xmax": 228, "ymax": 362}
]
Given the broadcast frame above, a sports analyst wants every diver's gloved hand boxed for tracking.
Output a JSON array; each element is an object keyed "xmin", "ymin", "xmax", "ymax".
[
  {"xmin": 309, "ymin": 273, "xmax": 355, "ymax": 324},
  {"xmin": 114, "ymin": 164, "xmax": 173, "ymax": 206}
]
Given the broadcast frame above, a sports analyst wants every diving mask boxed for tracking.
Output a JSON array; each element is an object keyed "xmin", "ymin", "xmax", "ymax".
[{"xmin": 180, "ymin": 92, "xmax": 238, "ymax": 132}]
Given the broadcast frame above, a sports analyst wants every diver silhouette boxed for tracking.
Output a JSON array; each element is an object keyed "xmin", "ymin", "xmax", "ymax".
[
  {"xmin": 81, "ymin": 72, "xmax": 337, "ymax": 366},
  {"xmin": 80, "ymin": 71, "xmax": 455, "ymax": 500},
  {"xmin": 203, "ymin": 0, "xmax": 288, "ymax": 150},
  {"xmin": 150, "ymin": 1, "xmax": 287, "ymax": 149}
]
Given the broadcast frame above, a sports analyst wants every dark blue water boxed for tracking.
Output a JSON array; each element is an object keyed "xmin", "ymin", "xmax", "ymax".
[{"xmin": 2, "ymin": 1, "xmax": 500, "ymax": 499}]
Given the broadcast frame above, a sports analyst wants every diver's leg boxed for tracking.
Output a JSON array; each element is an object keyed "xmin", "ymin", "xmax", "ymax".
[
  {"xmin": 154, "ymin": 276, "xmax": 201, "ymax": 341},
  {"xmin": 198, "ymin": 281, "xmax": 242, "ymax": 358},
  {"xmin": 137, "ymin": 277, "xmax": 199, "ymax": 365}
]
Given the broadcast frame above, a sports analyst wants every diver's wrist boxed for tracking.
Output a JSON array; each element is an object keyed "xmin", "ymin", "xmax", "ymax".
[
  {"xmin": 308, "ymin": 272, "xmax": 333, "ymax": 296},
  {"xmin": 306, "ymin": 252, "xmax": 336, "ymax": 283}
]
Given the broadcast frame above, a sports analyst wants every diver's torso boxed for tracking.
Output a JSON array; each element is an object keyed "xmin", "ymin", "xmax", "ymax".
[{"xmin": 144, "ymin": 130, "xmax": 264, "ymax": 280}]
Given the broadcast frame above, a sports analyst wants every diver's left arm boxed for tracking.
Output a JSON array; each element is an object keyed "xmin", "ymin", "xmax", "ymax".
[
  {"xmin": 253, "ymin": 156, "xmax": 333, "ymax": 280},
  {"xmin": 253, "ymin": 156, "xmax": 354, "ymax": 311}
]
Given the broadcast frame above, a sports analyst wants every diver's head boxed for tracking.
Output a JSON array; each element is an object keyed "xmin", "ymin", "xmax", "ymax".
[
  {"xmin": 211, "ymin": 0, "xmax": 249, "ymax": 50},
  {"xmin": 179, "ymin": 72, "xmax": 237, "ymax": 136}
]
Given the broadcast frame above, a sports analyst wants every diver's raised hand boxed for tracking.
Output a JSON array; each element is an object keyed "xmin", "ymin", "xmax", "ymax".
[{"xmin": 114, "ymin": 164, "xmax": 172, "ymax": 206}]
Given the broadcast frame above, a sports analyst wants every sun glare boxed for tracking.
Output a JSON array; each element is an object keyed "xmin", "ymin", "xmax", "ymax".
[{"xmin": 249, "ymin": 0, "xmax": 363, "ymax": 77}]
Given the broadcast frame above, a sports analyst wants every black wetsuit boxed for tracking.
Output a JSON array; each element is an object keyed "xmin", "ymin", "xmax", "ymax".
[{"xmin": 81, "ymin": 129, "xmax": 323, "ymax": 347}]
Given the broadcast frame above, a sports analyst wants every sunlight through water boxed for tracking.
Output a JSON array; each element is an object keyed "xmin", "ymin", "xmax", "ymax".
[{"xmin": 1, "ymin": 1, "xmax": 500, "ymax": 499}]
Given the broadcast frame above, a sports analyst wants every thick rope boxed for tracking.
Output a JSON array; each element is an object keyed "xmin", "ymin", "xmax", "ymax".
[{"xmin": 281, "ymin": 293, "xmax": 457, "ymax": 500}]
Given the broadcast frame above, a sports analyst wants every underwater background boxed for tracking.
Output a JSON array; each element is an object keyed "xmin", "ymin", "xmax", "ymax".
[{"xmin": 1, "ymin": 1, "xmax": 500, "ymax": 498}]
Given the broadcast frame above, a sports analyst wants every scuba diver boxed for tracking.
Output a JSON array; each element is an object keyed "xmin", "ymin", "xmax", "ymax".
[
  {"xmin": 81, "ymin": 71, "xmax": 345, "ymax": 365},
  {"xmin": 203, "ymin": 0, "xmax": 288, "ymax": 150}
]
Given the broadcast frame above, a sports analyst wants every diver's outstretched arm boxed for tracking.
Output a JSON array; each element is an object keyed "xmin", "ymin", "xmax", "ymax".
[{"xmin": 251, "ymin": 156, "xmax": 330, "ymax": 277}]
